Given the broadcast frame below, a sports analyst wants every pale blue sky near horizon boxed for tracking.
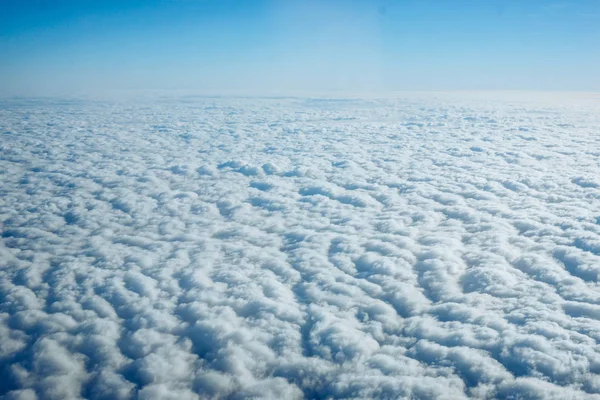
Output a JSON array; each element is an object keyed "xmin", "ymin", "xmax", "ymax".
[{"xmin": 1, "ymin": 0, "xmax": 599, "ymax": 97}]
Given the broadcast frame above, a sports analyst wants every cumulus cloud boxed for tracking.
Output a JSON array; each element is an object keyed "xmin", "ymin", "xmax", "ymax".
[{"xmin": 1, "ymin": 93, "xmax": 600, "ymax": 399}]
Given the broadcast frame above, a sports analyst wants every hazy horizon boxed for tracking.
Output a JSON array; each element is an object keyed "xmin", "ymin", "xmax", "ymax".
[{"xmin": 2, "ymin": 0, "xmax": 600, "ymax": 97}]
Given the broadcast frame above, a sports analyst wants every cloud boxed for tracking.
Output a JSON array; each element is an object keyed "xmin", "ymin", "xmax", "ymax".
[{"xmin": 1, "ymin": 93, "xmax": 600, "ymax": 399}]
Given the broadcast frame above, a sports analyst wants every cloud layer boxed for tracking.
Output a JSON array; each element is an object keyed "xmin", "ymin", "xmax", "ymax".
[{"xmin": 1, "ymin": 93, "xmax": 600, "ymax": 399}]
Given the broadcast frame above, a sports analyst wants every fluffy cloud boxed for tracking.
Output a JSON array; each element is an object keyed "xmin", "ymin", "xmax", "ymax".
[{"xmin": 1, "ymin": 93, "xmax": 600, "ymax": 399}]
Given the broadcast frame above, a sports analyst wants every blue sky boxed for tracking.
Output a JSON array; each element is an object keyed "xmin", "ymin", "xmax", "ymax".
[{"xmin": 1, "ymin": 0, "xmax": 599, "ymax": 96}]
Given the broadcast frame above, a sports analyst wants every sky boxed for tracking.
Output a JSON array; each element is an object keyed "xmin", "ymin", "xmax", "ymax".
[{"xmin": 1, "ymin": 0, "xmax": 599, "ymax": 97}]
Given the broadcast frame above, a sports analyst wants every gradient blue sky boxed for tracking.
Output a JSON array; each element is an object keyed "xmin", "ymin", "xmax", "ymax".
[{"xmin": 1, "ymin": 0, "xmax": 599, "ymax": 96}]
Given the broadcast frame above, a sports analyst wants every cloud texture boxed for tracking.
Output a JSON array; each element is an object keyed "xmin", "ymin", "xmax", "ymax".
[{"xmin": 1, "ymin": 93, "xmax": 600, "ymax": 399}]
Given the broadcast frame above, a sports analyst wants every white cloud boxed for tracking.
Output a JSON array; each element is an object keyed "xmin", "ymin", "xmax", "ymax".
[{"xmin": 1, "ymin": 93, "xmax": 600, "ymax": 399}]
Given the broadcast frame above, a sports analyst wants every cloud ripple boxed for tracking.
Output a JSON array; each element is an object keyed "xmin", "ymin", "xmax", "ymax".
[{"xmin": 1, "ymin": 93, "xmax": 600, "ymax": 399}]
